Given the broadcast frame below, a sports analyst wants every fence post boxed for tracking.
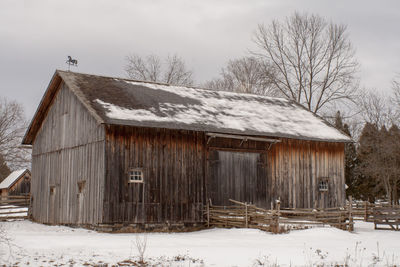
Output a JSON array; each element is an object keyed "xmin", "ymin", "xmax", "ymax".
[
  {"xmin": 364, "ymin": 201, "xmax": 368, "ymax": 222},
  {"xmin": 271, "ymin": 198, "xmax": 280, "ymax": 234},
  {"xmin": 224, "ymin": 206, "xmax": 227, "ymax": 227},
  {"xmin": 349, "ymin": 196, "xmax": 354, "ymax": 232},
  {"xmin": 277, "ymin": 199, "xmax": 280, "ymax": 232},
  {"xmin": 207, "ymin": 201, "xmax": 210, "ymax": 228},
  {"xmin": 271, "ymin": 212, "xmax": 277, "ymax": 233},
  {"xmin": 245, "ymin": 202, "xmax": 248, "ymax": 228}
]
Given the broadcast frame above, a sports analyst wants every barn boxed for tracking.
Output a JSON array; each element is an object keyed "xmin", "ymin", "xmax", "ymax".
[
  {"xmin": 0, "ymin": 169, "xmax": 31, "ymax": 197},
  {"xmin": 22, "ymin": 70, "xmax": 351, "ymax": 227}
]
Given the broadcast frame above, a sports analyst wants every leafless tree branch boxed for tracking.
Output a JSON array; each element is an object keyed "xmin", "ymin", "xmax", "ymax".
[
  {"xmin": 252, "ymin": 12, "xmax": 359, "ymax": 114},
  {"xmin": 125, "ymin": 54, "xmax": 194, "ymax": 86},
  {"xmin": 204, "ymin": 57, "xmax": 278, "ymax": 96},
  {"xmin": 0, "ymin": 98, "xmax": 30, "ymax": 170}
]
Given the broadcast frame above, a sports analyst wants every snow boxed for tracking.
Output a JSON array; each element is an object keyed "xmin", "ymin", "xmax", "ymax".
[
  {"xmin": 93, "ymin": 80, "xmax": 350, "ymax": 142},
  {"xmin": 0, "ymin": 169, "xmax": 27, "ymax": 189},
  {"xmin": 0, "ymin": 220, "xmax": 399, "ymax": 266},
  {"xmin": 0, "ymin": 206, "xmax": 28, "ymax": 218}
]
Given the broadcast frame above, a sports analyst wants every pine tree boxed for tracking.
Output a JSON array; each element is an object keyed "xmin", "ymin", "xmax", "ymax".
[
  {"xmin": 334, "ymin": 111, "xmax": 357, "ymax": 198},
  {"xmin": 354, "ymin": 123, "xmax": 383, "ymax": 202},
  {"xmin": 385, "ymin": 125, "xmax": 400, "ymax": 204}
]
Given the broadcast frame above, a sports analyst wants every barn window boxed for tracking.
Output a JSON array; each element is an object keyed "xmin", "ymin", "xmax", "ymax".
[
  {"xmin": 318, "ymin": 179, "xmax": 329, "ymax": 192},
  {"xmin": 128, "ymin": 168, "xmax": 144, "ymax": 183}
]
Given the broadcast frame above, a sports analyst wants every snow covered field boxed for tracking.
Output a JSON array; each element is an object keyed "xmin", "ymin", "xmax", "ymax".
[{"xmin": 0, "ymin": 220, "xmax": 399, "ymax": 266}]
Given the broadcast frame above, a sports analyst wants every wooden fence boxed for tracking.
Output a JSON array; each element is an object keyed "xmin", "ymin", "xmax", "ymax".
[
  {"xmin": 350, "ymin": 201, "xmax": 394, "ymax": 221},
  {"xmin": 0, "ymin": 195, "xmax": 30, "ymax": 221},
  {"xmin": 205, "ymin": 199, "xmax": 280, "ymax": 232},
  {"xmin": 205, "ymin": 199, "xmax": 353, "ymax": 233},
  {"xmin": 350, "ymin": 201, "xmax": 374, "ymax": 221},
  {"xmin": 350, "ymin": 201, "xmax": 400, "ymax": 231},
  {"xmin": 372, "ymin": 206, "xmax": 400, "ymax": 231},
  {"xmin": 279, "ymin": 207, "xmax": 353, "ymax": 231}
]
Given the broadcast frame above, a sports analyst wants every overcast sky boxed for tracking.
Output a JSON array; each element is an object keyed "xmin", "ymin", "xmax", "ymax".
[{"xmin": 1, "ymin": 0, "xmax": 399, "ymax": 119}]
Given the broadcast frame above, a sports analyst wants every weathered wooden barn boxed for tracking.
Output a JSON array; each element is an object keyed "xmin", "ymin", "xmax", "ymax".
[
  {"xmin": 22, "ymin": 70, "xmax": 351, "ymax": 227},
  {"xmin": 0, "ymin": 169, "xmax": 31, "ymax": 197}
]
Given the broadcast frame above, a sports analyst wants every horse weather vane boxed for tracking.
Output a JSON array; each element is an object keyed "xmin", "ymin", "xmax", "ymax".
[{"xmin": 66, "ymin": 56, "xmax": 78, "ymax": 71}]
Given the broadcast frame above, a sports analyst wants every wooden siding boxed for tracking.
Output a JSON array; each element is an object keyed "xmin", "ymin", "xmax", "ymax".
[
  {"xmin": 267, "ymin": 139, "xmax": 345, "ymax": 209},
  {"xmin": 31, "ymin": 82, "xmax": 105, "ymax": 225},
  {"xmin": 103, "ymin": 126, "xmax": 205, "ymax": 224},
  {"xmin": 206, "ymin": 137, "xmax": 345, "ymax": 209},
  {"xmin": 104, "ymin": 130, "xmax": 344, "ymax": 225}
]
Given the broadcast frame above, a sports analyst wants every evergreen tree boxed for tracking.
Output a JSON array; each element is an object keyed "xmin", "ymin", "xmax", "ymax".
[
  {"xmin": 354, "ymin": 123, "xmax": 383, "ymax": 202},
  {"xmin": 385, "ymin": 125, "xmax": 400, "ymax": 204},
  {"xmin": 334, "ymin": 111, "xmax": 357, "ymax": 198}
]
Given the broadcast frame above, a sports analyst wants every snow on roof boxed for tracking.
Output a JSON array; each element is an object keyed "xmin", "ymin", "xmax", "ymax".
[
  {"xmin": 55, "ymin": 71, "xmax": 350, "ymax": 142},
  {"xmin": 0, "ymin": 169, "xmax": 29, "ymax": 189}
]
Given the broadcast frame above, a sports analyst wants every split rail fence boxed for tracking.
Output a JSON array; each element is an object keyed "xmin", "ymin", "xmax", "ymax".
[
  {"xmin": 350, "ymin": 201, "xmax": 400, "ymax": 230},
  {"xmin": 0, "ymin": 195, "xmax": 30, "ymax": 221},
  {"xmin": 205, "ymin": 199, "xmax": 354, "ymax": 233},
  {"xmin": 372, "ymin": 206, "xmax": 400, "ymax": 230}
]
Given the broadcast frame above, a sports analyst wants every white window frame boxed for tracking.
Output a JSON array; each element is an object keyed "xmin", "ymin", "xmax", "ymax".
[
  {"xmin": 128, "ymin": 168, "xmax": 144, "ymax": 183},
  {"xmin": 318, "ymin": 178, "xmax": 329, "ymax": 192}
]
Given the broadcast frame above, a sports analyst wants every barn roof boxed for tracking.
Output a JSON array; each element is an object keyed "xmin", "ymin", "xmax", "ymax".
[
  {"xmin": 0, "ymin": 169, "xmax": 30, "ymax": 190},
  {"xmin": 23, "ymin": 70, "xmax": 351, "ymax": 144}
]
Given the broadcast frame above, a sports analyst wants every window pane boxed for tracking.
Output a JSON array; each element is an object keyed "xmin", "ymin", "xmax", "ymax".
[{"xmin": 128, "ymin": 169, "xmax": 143, "ymax": 182}]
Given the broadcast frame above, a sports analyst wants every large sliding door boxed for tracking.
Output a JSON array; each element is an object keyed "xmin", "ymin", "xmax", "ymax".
[{"xmin": 208, "ymin": 150, "xmax": 268, "ymax": 207}]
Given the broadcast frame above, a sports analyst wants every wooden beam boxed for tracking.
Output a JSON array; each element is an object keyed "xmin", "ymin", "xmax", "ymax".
[
  {"xmin": 206, "ymin": 132, "xmax": 281, "ymax": 143},
  {"xmin": 208, "ymin": 146, "xmax": 267, "ymax": 153}
]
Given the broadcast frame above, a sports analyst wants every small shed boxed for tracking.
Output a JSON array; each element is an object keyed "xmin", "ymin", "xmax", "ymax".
[
  {"xmin": 0, "ymin": 169, "xmax": 31, "ymax": 197},
  {"xmin": 23, "ymin": 70, "xmax": 351, "ymax": 227}
]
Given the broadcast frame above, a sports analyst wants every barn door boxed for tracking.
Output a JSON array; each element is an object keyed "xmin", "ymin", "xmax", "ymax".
[{"xmin": 208, "ymin": 150, "xmax": 267, "ymax": 207}]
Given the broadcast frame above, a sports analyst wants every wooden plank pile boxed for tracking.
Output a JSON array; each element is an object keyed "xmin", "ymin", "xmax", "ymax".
[{"xmin": 0, "ymin": 195, "xmax": 30, "ymax": 221}]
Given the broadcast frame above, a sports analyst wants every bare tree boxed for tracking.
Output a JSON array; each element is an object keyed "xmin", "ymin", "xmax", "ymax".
[
  {"xmin": 0, "ymin": 98, "xmax": 29, "ymax": 170},
  {"xmin": 253, "ymin": 12, "xmax": 359, "ymax": 114},
  {"xmin": 125, "ymin": 54, "xmax": 194, "ymax": 86},
  {"xmin": 392, "ymin": 75, "xmax": 400, "ymax": 121},
  {"xmin": 360, "ymin": 90, "xmax": 396, "ymax": 128},
  {"xmin": 205, "ymin": 57, "xmax": 278, "ymax": 96}
]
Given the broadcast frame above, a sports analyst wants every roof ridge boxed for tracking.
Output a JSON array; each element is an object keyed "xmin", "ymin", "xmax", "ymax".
[{"xmin": 55, "ymin": 69, "xmax": 290, "ymax": 102}]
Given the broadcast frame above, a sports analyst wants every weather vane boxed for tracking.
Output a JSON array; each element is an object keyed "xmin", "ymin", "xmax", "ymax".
[{"xmin": 66, "ymin": 56, "xmax": 78, "ymax": 71}]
